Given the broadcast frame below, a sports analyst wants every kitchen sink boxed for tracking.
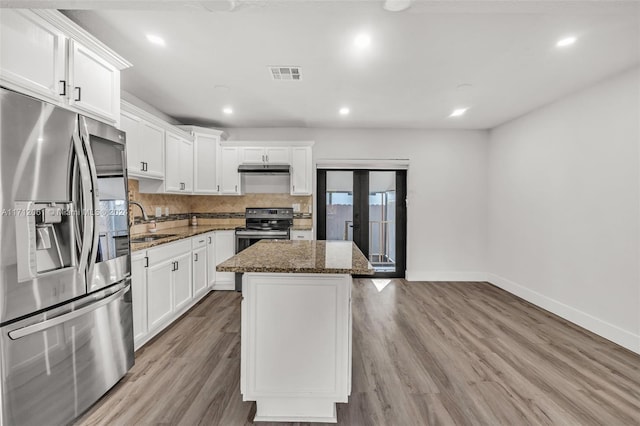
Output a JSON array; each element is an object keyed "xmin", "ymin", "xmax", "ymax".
[{"xmin": 130, "ymin": 234, "xmax": 177, "ymax": 244}]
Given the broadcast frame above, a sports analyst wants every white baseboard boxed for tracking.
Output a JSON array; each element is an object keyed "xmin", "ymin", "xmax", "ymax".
[
  {"xmin": 487, "ymin": 273, "xmax": 640, "ymax": 355},
  {"xmin": 404, "ymin": 271, "xmax": 488, "ymax": 282},
  {"xmin": 212, "ymin": 282, "xmax": 235, "ymax": 291}
]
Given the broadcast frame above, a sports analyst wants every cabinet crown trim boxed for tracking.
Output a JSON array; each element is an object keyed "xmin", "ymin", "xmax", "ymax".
[
  {"xmin": 122, "ymin": 100, "xmax": 193, "ymax": 141},
  {"xmin": 221, "ymin": 140, "xmax": 314, "ymax": 148},
  {"xmin": 176, "ymin": 125, "xmax": 226, "ymax": 139},
  {"xmin": 36, "ymin": 10, "xmax": 132, "ymax": 70}
]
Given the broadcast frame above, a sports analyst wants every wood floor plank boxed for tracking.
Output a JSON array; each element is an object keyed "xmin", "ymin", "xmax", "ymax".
[{"xmin": 75, "ymin": 280, "xmax": 640, "ymax": 426}]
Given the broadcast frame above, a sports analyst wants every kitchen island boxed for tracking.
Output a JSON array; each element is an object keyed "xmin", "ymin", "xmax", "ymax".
[{"xmin": 217, "ymin": 240, "xmax": 373, "ymax": 423}]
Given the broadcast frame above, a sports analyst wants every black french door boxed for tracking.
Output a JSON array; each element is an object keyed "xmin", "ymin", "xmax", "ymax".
[{"xmin": 317, "ymin": 169, "xmax": 407, "ymax": 278}]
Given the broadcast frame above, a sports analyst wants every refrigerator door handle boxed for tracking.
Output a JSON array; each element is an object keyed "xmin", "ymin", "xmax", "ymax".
[
  {"xmin": 78, "ymin": 117, "xmax": 101, "ymax": 271},
  {"xmin": 8, "ymin": 284, "xmax": 129, "ymax": 340},
  {"xmin": 72, "ymin": 130, "xmax": 94, "ymax": 274}
]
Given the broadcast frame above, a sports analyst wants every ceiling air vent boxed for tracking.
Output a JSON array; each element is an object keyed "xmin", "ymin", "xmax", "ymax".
[{"xmin": 269, "ymin": 66, "xmax": 302, "ymax": 81}]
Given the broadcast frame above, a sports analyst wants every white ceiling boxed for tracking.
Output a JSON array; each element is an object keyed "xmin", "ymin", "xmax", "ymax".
[{"xmin": 56, "ymin": 1, "xmax": 640, "ymax": 129}]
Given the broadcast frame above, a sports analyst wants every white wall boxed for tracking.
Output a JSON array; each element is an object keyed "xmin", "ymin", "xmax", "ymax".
[
  {"xmin": 224, "ymin": 128, "xmax": 489, "ymax": 281},
  {"xmin": 488, "ymin": 67, "xmax": 640, "ymax": 353}
]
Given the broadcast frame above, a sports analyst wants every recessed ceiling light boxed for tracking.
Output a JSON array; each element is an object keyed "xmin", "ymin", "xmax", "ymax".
[
  {"xmin": 556, "ymin": 36, "xmax": 577, "ymax": 48},
  {"xmin": 146, "ymin": 34, "xmax": 166, "ymax": 47},
  {"xmin": 339, "ymin": 107, "xmax": 350, "ymax": 116},
  {"xmin": 223, "ymin": 107, "xmax": 233, "ymax": 115},
  {"xmin": 354, "ymin": 33, "xmax": 371, "ymax": 48},
  {"xmin": 449, "ymin": 107, "xmax": 468, "ymax": 117}
]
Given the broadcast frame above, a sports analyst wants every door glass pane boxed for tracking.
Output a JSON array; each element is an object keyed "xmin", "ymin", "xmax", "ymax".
[
  {"xmin": 326, "ymin": 171, "xmax": 353, "ymax": 241},
  {"xmin": 369, "ymin": 171, "xmax": 396, "ymax": 272}
]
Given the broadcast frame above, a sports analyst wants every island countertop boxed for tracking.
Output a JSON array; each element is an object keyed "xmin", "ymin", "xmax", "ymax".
[{"xmin": 217, "ymin": 240, "xmax": 374, "ymax": 275}]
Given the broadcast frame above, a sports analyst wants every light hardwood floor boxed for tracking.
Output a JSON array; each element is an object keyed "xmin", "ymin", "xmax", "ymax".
[{"xmin": 76, "ymin": 280, "xmax": 640, "ymax": 425}]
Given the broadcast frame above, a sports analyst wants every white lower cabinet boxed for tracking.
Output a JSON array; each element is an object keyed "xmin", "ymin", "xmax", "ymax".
[
  {"xmin": 131, "ymin": 251, "xmax": 148, "ymax": 349},
  {"xmin": 147, "ymin": 258, "xmax": 174, "ymax": 332},
  {"xmin": 192, "ymin": 236, "xmax": 208, "ymax": 298},
  {"xmin": 214, "ymin": 230, "xmax": 236, "ymax": 290},
  {"xmin": 206, "ymin": 232, "xmax": 216, "ymax": 288},
  {"xmin": 131, "ymin": 230, "xmax": 236, "ymax": 350},
  {"xmin": 172, "ymin": 252, "xmax": 192, "ymax": 312}
]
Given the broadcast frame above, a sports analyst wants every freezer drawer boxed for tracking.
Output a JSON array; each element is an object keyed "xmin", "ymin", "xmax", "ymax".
[{"xmin": 0, "ymin": 282, "xmax": 134, "ymax": 426}]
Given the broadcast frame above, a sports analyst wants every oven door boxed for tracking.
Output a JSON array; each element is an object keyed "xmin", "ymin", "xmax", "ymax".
[{"xmin": 234, "ymin": 231, "xmax": 289, "ymax": 291}]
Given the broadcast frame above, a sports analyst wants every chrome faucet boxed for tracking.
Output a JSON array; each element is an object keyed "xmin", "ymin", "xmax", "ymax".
[{"xmin": 130, "ymin": 201, "xmax": 149, "ymax": 221}]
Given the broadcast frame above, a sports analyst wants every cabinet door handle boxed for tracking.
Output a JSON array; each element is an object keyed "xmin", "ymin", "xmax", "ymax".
[
  {"xmin": 144, "ymin": 162, "xmax": 148, "ymax": 171},
  {"xmin": 194, "ymin": 253, "xmax": 198, "ymax": 262},
  {"xmin": 217, "ymin": 185, "xmax": 220, "ymax": 192},
  {"xmin": 176, "ymin": 261, "xmax": 179, "ymax": 270},
  {"xmin": 292, "ymin": 184, "xmax": 295, "ymax": 192},
  {"xmin": 266, "ymin": 155, "xmax": 269, "ymax": 162},
  {"xmin": 235, "ymin": 185, "xmax": 238, "ymax": 192},
  {"xmin": 59, "ymin": 80, "xmax": 66, "ymax": 96},
  {"xmin": 144, "ymin": 256, "xmax": 149, "ymax": 267},
  {"xmin": 208, "ymin": 236, "xmax": 212, "ymax": 244},
  {"xmin": 261, "ymin": 155, "xmax": 265, "ymax": 162},
  {"xmin": 74, "ymin": 86, "xmax": 81, "ymax": 102}
]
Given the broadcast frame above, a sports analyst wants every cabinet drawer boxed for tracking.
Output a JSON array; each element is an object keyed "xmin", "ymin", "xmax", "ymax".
[
  {"xmin": 192, "ymin": 235, "xmax": 208, "ymax": 249},
  {"xmin": 290, "ymin": 230, "xmax": 313, "ymax": 240},
  {"xmin": 147, "ymin": 239, "xmax": 191, "ymax": 265}
]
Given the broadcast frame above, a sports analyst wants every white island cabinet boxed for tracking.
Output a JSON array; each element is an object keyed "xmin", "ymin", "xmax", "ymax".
[{"xmin": 217, "ymin": 240, "xmax": 373, "ymax": 423}]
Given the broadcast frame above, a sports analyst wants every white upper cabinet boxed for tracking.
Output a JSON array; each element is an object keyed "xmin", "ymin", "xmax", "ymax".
[
  {"xmin": 165, "ymin": 131, "xmax": 194, "ymax": 193},
  {"xmin": 219, "ymin": 146, "xmax": 241, "ymax": 195},
  {"xmin": 240, "ymin": 147, "xmax": 266, "ymax": 164},
  {"xmin": 178, "ymin": 126, "xmax": 224, "ymax": 195},
  {"xmin": 291, "ymin": 146, "xmax": 313, "ymax": 195},
  {"xmin": 0, "ymin": 10, "xmax": 66, "ymax": 104},
  {"xmin": 120, "ymin": 112, "xmax": 142, "ymax": 174},
  {"xmin": 165, "ymin": 132, "xmax": 181, "ymax": 192},
  {"xmin": 121, "ymin": 106, "xmax": 165, "ymax": 180},
  {"xmin": 266, "ymin": 147, "xmax": 291, "ymax": 164},
  {"xmin": 239, "ymin": 146, "xmax": 290, "ymax": 164},
  {"xmin": 139, "ymin": 120, "xmax": 165, "ymax": 178},
  {"xmin": 68, "ymin": 40, "xmax": 120, "ymax": 123},
  {"xmin": 194, "ymin": 133, "xmax": 219, "ymax": 194},
  {"xmin": 0, "ymin": 10, "xmax": 130, "ymax": 125}
]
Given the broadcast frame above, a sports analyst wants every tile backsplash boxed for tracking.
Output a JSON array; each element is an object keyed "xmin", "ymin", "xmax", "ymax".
[{"xmin": 128, "ymin": 179, "xmax": 313, "ymax": 230}]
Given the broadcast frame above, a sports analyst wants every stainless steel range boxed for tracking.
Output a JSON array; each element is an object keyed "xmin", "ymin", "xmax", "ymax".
[{"xmin": 235, "ymin": 207, "xmax": 293, "ymax": 290}]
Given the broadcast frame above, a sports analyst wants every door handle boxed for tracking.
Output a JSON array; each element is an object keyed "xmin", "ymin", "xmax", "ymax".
[
  {"xmin": 9, "ymin": 284, "xmax": 129, "ymax": 340},
  {"xmin": 144, "ymin": 256, "xmax": 149, "ymax": 267},
  {"xmin": 208, "ymin": 236, "xmax": 212, "ymax": 244},
  {"xmin": 71, "ymin": 131, "xmax": 93, "ymax": 276},
  {"xmin": 74, "ymin": 86, "xmax": 81, "ymax": 102},
  {"xmin": 78, "ymin": 117, "xmax": 100, "ymax": 278},
  {"xmin": 194, "ymin": 253, "xmax": 198, "ymax": 262},
  {"xmin": 59, "ymin": 80, "xmax": 66, "ymax": 96},
  {"xmin": 217, "ymin": 185, "xmax": 220, "ymax": 192}
]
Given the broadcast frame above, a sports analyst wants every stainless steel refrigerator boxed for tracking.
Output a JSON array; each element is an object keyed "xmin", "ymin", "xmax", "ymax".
[{"xmin": 0, "ymin": 88, "xmax": 134, "ymax": 425}]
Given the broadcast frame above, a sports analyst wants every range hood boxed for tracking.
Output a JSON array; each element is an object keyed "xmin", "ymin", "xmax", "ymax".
[{"xmin": 238, "ymin": 164, "xmax": 291, "ymax": 174}]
